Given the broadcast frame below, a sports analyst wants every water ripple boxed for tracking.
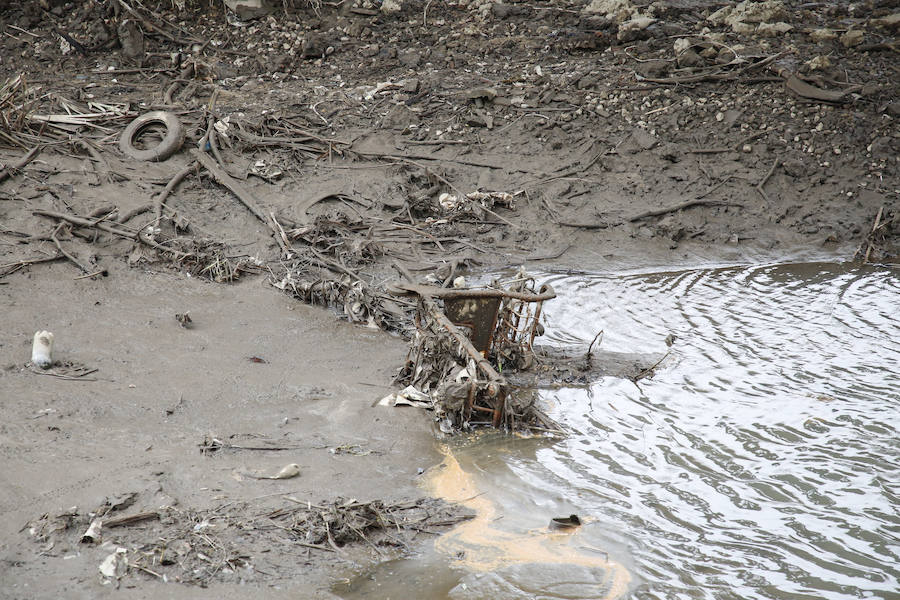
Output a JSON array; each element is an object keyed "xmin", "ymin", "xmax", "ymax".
[{"xmin": 539, "ymin": 262, "xmax": 900, "ymax": 600}]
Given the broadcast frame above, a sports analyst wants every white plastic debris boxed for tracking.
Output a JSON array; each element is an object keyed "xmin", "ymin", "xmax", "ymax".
[
  {"xmin": 99, "ymin": 547, "xmax": 128, "ymax": 580},
  {"xmin": 81, "ymin": 519, "xmax": 102, "ymax": 544},
  {"xmin": 31, "ymin": 331, "xmax": 54, "ymax": 368},
  {"xmin": 454, "ymin": 365, "xmax": 475, "ymax": 384},
  {"xmin": 267, "ymin": 463, "xmax": 301, "ymax": 479},
  {"xmin": 378, "ymin": 385, "xmax": 433, "ymax": 409},
  {"xmin": 465, "ymin": 191, "xmax": 517, "ymax": 209},
  {"xmin": 214, "ymin": 116, "xmax": 230, "ymax": 136},
  {"xmin": 438, "ymin": 192, "xmax": 459, "ymax": 211},
  {"xmin": 439, "ymin": 417, "xmax": 453, "ymax": 434},
  {"xmin": 193, "ymin": 519, "xmax": 213, "ymax": 531}
]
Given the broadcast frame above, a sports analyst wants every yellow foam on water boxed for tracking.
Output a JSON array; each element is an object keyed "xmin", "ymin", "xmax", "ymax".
[{"xmin": 424, "ymin": 446, "xmax": 631, "ymax": 598}]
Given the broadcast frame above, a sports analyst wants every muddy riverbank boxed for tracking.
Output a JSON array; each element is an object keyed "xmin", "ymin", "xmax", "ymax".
[{"xmin": 1, "ymin": 0, "xmax": 897, "ymax": 597}]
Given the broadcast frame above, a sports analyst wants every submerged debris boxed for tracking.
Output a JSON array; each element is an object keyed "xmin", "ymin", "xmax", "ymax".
[{"xmin": 393, "ymin": 268, "xmax": 561, "ymax": 434}]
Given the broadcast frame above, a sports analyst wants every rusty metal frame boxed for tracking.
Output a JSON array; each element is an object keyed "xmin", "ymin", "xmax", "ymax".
[{"xmin": 393, "ymin": 270, "xmax": 556, "ymax": 428}]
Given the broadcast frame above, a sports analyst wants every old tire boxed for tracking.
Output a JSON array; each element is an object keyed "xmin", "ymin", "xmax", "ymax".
[{"xmin": 119, "ymin": 111, "xmax": 184, "ymax": 162}]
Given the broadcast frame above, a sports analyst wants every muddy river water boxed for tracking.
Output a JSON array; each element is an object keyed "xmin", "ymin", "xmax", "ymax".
[{"xmin": 338, "ymin": 261, "xmax": 899, "ymax": 600}]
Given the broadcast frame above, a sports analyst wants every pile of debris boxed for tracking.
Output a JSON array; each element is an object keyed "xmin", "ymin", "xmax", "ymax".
[
  {"xmin": 386, "ymin": 267, "xmax": 561, "ymax": 434},
  {"xmin": 854, "ymin": 207, "xmax": 899, "ymax": 265},
  {"xmin": 25, "ymin": 494, "xmax": 471, "ymax": 587}
]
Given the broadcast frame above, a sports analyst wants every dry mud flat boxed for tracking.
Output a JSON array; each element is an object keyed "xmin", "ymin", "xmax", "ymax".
[{"xmin": 0, "ymin": 0, "xmax": 898, "ymax": 598}]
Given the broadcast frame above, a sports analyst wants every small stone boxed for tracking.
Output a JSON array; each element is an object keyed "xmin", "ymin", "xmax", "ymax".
[
  {"xmin": 461, "ymin": 87, "xmax": 498, "ymax": 101},
  {"xmin": 673, "ymin": 38, "xmax": 691, "ymax": 54},
  {"xmin": 636, "ymin": 59, "xmax": 668, "ymax": 78},
  {"xmin": 833, "ymin": 147, "xmax": 841, "ymax": 155},
  {"xmin": 730, "ymin": 21, "xmax": 756, "ymax": 35},
  {"xmin": 742, "ymin": 144, "xmax": 752, "ymax": 153},
  {"xmin": 676, "ymin": 49, "xmax": 704, "ymax": 68},
  {"xmin": 756, "ymin": 22, "xmax": 792, "ymax": 37},
  {"xmin": 782, "ymin": 158, "xmax": 807, "ymax": 177},
  {"xmin": 715, "ymin": 111, "xmax": 725, "ymax": 122},
  {"xmin": 399, "ymin": 49, "xmax": 421, "ymax": 68},
  {"xmin": 492, "ymin": 3, "xmax": 528, "ymax": 18},
  {"xmin": 224, "ymin": 0, "xmax": 273, "ymax": 20},
  {"xmin": 301, "ymin": 33, "xmax": 327, "ymax": 58},
  {"xmin": 117, "ymin": 19, "xmax": 144, "ymax": 60},
  {"xmin": 708, "ymin": 0, "xmax": 787, "ymax": 29},
  {"xmin": 583, "ymin": 0, "xmax": 635, "ymax": 23},
  {"xmin": 871, "ymin": 13, "xmax": 900, "ymax": 31},
  {"xmin": 804, "ymin": 55, "xmax": 832, "ymax": 71},
  {"xmin": 809, "ymin": 28, "xmax": 837, "ymax": 42},
  {"xmin": 840, "ymin": 29, "xmax": 865, "ymax": 48},
  {"xmin": 617, "ymin": 16, "xmax": 656, "ymax": 42},
  {"xmin": 860, "ymin": 82, "xmax": 879, "ymax": 96}
]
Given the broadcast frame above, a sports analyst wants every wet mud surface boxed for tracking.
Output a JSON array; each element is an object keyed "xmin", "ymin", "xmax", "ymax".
[{"xmin": 0, "ymin": 0, "xmax": 898, "ymax": 597}]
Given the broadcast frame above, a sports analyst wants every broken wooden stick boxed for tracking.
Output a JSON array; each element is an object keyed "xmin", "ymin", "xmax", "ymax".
[
  {"xmin": 0, "ymin": 146, "xmax": 40, "ymax": 183},
  {"xmin": 0, "ymin": 254, "xmax": 64, "ymax": 278},
  {"xmin": 104, "ymin": 511, "xmax": 160, "ymax": 528},
  {"xmin": 756, "ymin": 159, "xmax": 780, "ymax": 204},
  {"xmin": 192, "ymin": 149, "xmax": 268, "ymax": 222},
  {"xmin": 191, "ymin": 149, "xmax": 289, "ymax": 254},
  {"xmin": 558, "ymin": 221, "xmax": 609, "ymax": 229},
  {"xmin": 118, "ymin": 203, "xmax": 153, "ymax": 224},
  {"xmin": 863, "ymin": 206, "xmax": 884, "ymax": 263},
  {"xmin": 629, "ymin": 198, "xmax": 735, "ymax": 222},
  {"xmin": 586, "ymin": 329, "xmax": 604, "ymax": 361},
  {"xmin": 50, "ymin": 224, "xmax": 93, "ymax": 276},
  {"xmin": 32, "ymin": 209, "xmax": 193, "ymax": 259},
  {"xmin": 152, "ymin": 160, "xmax": 196, "ymax": 224},
  {"xmin": 34, "ymin": 209, "xmax": 137, "ymax": 239}
]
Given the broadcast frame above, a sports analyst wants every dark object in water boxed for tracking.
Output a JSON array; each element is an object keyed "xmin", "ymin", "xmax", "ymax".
[{"xmin": 550, "ymin": 514, "xmax": 582, "ymax": 529}]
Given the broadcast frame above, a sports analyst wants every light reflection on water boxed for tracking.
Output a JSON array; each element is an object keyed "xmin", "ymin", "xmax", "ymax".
[
  {"xmin": 538, "ymin": 262, "xmax": 900, "ymax": 600},
  {"xmin": 339, "ymin": 262, "xmax": 900, "ymax": 600}
]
